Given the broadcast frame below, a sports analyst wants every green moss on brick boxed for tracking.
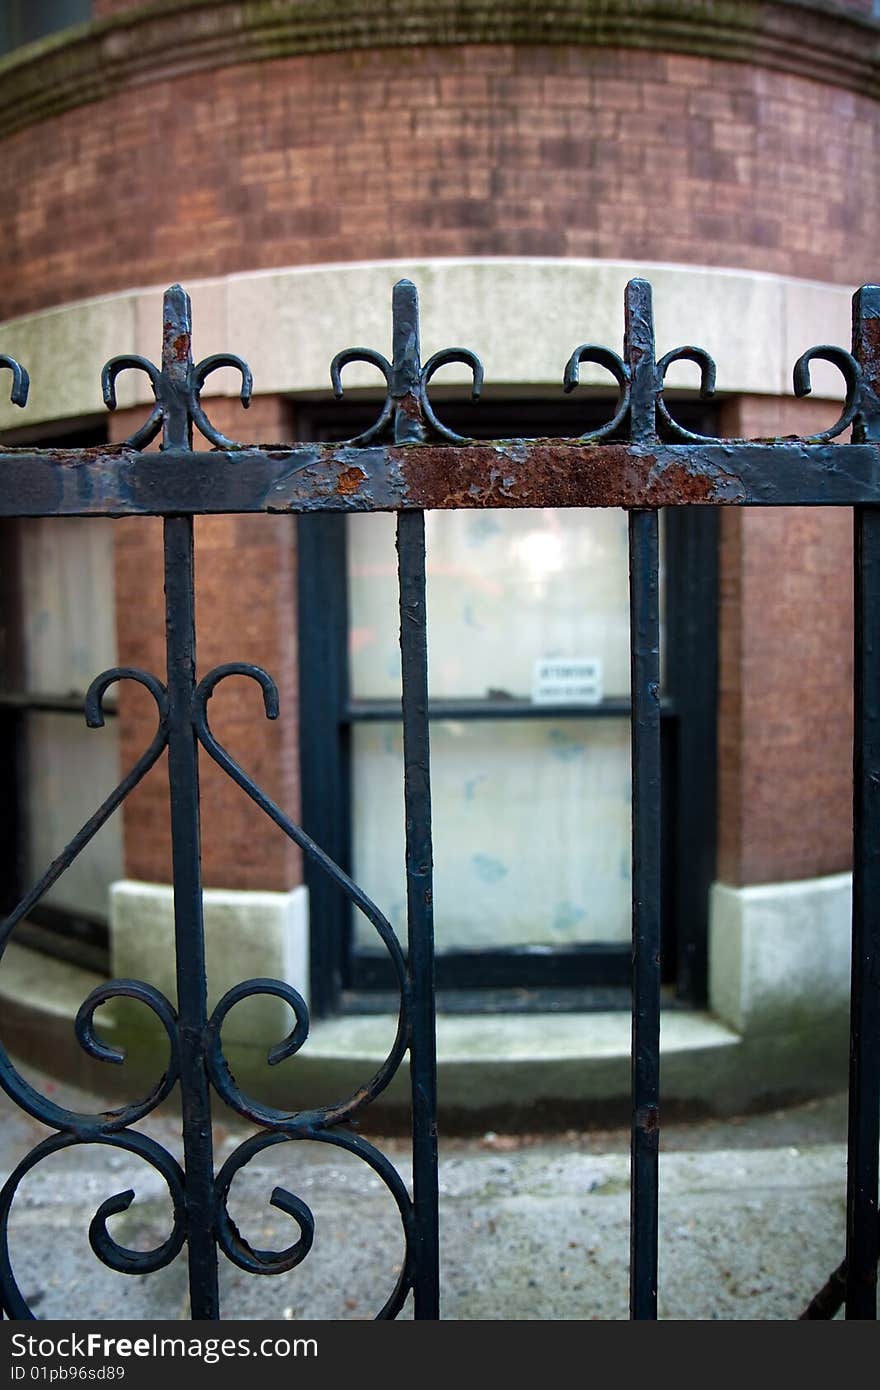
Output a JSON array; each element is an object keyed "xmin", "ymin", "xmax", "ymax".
[{"xmin": 0, "ymin": 0, "xmax": 877, "ymax": 136}]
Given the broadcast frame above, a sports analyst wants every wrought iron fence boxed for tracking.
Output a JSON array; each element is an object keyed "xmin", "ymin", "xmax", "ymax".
[{"xmin": 0, "ymin": 276, "xmax": 876, "ymax": 1319}]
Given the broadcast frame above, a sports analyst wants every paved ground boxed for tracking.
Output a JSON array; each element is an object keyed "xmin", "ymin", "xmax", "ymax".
[{"xmin": 0, "ymin": 1066, "xmax": 853, "ymax": 1321}]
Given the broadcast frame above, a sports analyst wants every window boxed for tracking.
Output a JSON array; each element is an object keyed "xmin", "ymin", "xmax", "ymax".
[
  {"xmin": 0, "ymin": 422, "xmax": 118, "ymax": 971},
  {"xmin": 0, "ymin": 2, "xmax": 91, "ymax": 58},
  {"xmin": 297, "ymin": 395, "xmax": 718, "ymax": 1014}
]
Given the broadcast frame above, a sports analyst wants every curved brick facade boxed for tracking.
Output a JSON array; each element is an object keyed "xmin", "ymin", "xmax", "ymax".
[
  {"xmin": 0, "ymin": 5, "xmax": 871, "ymax": 909},
  {"xmin": 0, "ymin": 43, "xmax": 878, "ymax": 319}
]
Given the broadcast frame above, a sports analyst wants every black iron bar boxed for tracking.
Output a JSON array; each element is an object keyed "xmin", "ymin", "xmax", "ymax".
[
  {"xmin": 626, "ymin": 280, "xmax": 662, "ymax": 1321},
  {"xmin": 346, "ymin": 697, "xmax": 677, "ymax": 722},
  {"xmin": 849, "ymin": 506, "xmax": 880, "ymax": 1319},
  {"xmin": 628, "ymin": 508, "xmax": 662, "ymax": 1320},
  {"xmin": 164, "ymin": 514, "xmax": 218, "ymax": 1319},
  {"xmin": 160, "ymin": 286, "xmax": 218, "ymax": 1320},
  {"xmin": 397, "ymin": 509, "xmax": 439, "ymax": 1320},
  {"xmin": 846, "ymin": 284, "xmax": 880, "ymax": 1319}
]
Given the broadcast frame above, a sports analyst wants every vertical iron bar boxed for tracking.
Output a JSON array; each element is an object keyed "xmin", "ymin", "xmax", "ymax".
[
  {"xmin": 397, "ymin": 508, "xmax": 439, "ymax": 1319},
  {"xmin": 846, "ymin": 284, "xmax": 880, "ymax": 1319},
  {"xmin": 625, "ymin": 279, "xmax": 662, "ymax": 1319},
  {"xmin": 628, "ymin": 509, "xmax": 662, "ymax": 1320},
  {"xmin": 664, "ymin": 508, "xmax": 719, "ymax": 1004},
  {"xmin": 161, "ymin": 286, "xmax": 219, "ymax": 1319},
  {"xmin": 296, "ymin": 514, "xmax": 351, "ymax": 1014},
  {"xmin": 392, "ymin": 279, "xmax": 427, "ymax": 445}
]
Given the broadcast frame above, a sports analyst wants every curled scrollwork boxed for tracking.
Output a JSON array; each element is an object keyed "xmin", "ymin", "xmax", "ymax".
[
  {"xmin": 0, "ymin": 1131, "xmax": 186, "ymax": 1318},
  {"xmin": 193, "ymin": 663, "xmax": 409, "ymax": 1129},
  {"xmin": 74, "ymin": 981, "xmax": 180, "ymax": 1126},
  {"xmin": 0, "ymin": 976, "xmax": 178, "ymax": 1141},
  {"xmin": 101, "ymin": 354, "xmax": 165, "ymax": 450},
  {"xmin": 214, "ymin": 1135, "xmax": 314, "ymax": 1278},
  {"xmin": 417, "ymin": 346, "xmax": 484, "ymax": 444},
  {"xmin": 793, "ymin": 345, "xmax": 863, "ymax": 442},
  {"xmin": 213, "ymin": 1129, "xmax": 415, "ymax": 1317},
  {"xmin": 563, "ymin": 344, "xmax": 631, "ymax": 440},
  {"xmin": 655, "ymin": 345, "xmax": 718, "ymax": 442},
  {"xmin": 0, "ymin": 354, "xmax": 29, "ymax": 408},
  {"xmin": 205, "ymin": 978, "xmax": 310, "ymax": 1123},
  {"xmin": 189, "ymin": 354, "xmax": 253, "ymax": 447},
  {"xmin": 330, "ymin": 347, "xmax": 396, "ymax": 445}
]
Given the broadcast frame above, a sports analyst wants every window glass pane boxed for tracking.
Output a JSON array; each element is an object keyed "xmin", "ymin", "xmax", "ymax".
[
  {"xmin": 24, "ymin": 712, "xmax": 123, "ymax": 919},
  {"xmin": 349, "ymin": 509, "xmax": 640, "ymax": 700},
  {"xmin": 18, "ymin": 518, "xmax": 117, "ymax": 697},
  {"xmin": 352, "ymin": 719, "xmax": 631, "ymax": 952}
]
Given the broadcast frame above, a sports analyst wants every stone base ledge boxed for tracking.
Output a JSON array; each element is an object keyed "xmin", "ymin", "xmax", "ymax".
[
  {"xmin": 109, "ymin": 879, "xmax": 309, "ymax": 1049},
  {"xmin": 0, "ymin": 940, "xmax": 848, "ymax": 1124},
  {"xmin": 0, "ymin": 869, "xmax": 854, "ymax": 1123},
  {"xmin": 709, "ymin": 872, "xmax": 852, "ymax": 1036}
]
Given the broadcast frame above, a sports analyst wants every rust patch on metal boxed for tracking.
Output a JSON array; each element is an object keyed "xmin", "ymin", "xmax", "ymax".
[
  {"xmin": 642, "ymin": 460, "xmax": 719, "ymax": 505},
  {"xmin": 636, "ymin": 1104, "xmax": 660, "ymax": 1133},
  {"xmin": 395, "ymin": 440, "xmax": 745, "ymax": 510},
  {"xmin": 397, "ymin": 442, "xmax": 627, "ymax": 510},
  {"xmin": 861, "ymin": 312, "xmax": 880, "ymax": 390},
  {"xmin": 336, "ymin": 465, "xmax": 367, "ymax": 495}
]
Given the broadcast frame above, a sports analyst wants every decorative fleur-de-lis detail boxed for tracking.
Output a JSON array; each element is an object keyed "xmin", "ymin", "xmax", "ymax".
[
  {"xmin": 330, "ymin": 279, "xmax": 484, "ymax": 445},
  {"xmin": 101, "ymin": 285, "xmax": 253, "ymax": 450},
  {"xmin": 564, "ymin": 279, "xmax": 716, "ymax": 443},
  {"xmin": 0, "ymin": 354, "xmax": 29, "ymax": 409}
]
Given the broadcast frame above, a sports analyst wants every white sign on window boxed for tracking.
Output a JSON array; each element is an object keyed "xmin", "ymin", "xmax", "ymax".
[{"xmin": 532, "ymin": 657, "xmax": 603, "ymax": 706}]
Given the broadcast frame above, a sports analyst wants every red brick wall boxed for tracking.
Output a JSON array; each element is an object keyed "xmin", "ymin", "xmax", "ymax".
[
  {"xmin": 717, "ymin": 395, "xmax": 854, "ymax": 886},
  {"xmin": 0, "ymin": 45, "xmax": 878, "ymax": 320},
  {"xmin": 110, "ymin": 396, "xmax": 303, "ymax": 892}
]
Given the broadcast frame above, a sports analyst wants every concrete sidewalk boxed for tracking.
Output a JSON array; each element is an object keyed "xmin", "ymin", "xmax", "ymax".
[{"xmin": 0, "ymin": 1072, "xmax": 852, "ymax": 1320}]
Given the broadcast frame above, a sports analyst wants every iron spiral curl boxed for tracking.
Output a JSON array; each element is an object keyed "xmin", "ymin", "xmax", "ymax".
[
  {"xmin": 0, "ymin": 1131, "xmax": 186, "ymax": 1319},
  {"xmin": 0, "ymin": 354, "xmax": 28, "ymax": 409},
  {"xmin": 212, "ymin": 1128, "xmax": 415, "ymax": 1317},
  {"xmin": 792, "ymin": 345, "xmax": 863, "ymax": 442}
]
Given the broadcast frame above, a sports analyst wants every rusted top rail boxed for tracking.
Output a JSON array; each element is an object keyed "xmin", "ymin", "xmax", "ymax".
[{"xmin": 0, "ymin": 438, "xmax": 877, "ymax": 516}]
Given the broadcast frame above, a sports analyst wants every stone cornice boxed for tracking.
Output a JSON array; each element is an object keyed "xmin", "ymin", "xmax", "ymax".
[{"xmin": 0, "ymin": 0, "xmax": 878, "ymax": 136}]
